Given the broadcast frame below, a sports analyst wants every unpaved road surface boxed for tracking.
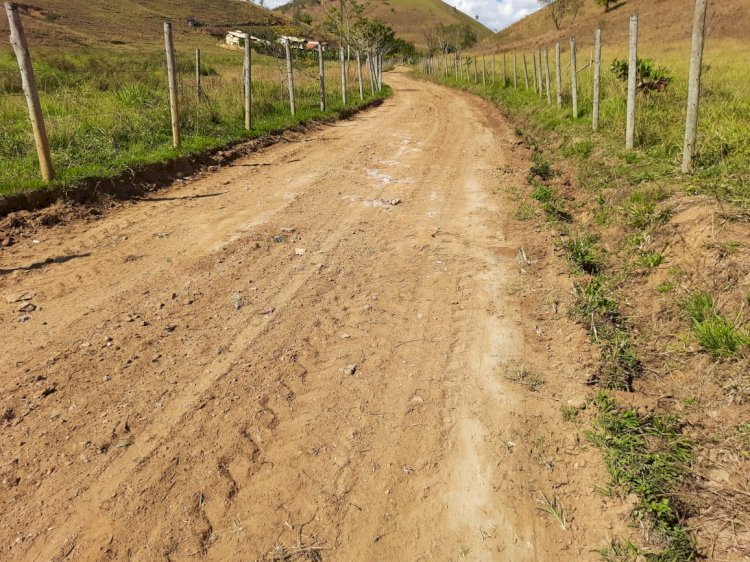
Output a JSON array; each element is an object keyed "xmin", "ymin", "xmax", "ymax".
[{"xmin": 1, "ymin": 71, "xmax": 628, "ymax": 560}]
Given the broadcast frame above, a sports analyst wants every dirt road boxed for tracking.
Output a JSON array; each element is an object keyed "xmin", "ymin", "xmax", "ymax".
[{"xmin": 1, "ymin": 71, "xmax": 628, "ymax": 560}]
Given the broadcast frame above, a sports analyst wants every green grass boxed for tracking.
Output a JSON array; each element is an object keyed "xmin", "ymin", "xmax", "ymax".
[
  {"xmin": 0, "ymin": 49, "xmax": 389, "ymax": 195},
  {"xmin": 416, "ymin": 40, "xmax": 750, "ymax": 207},
  {"xmin": 684, "ymin": 291, "xmax": 749, "ymax": 357},
  {"xmin": 565, "ymin": 232, "xmax": 602, "ymax": 274},
  {"xmin": 588, "ymin": 393, "xmax": 696, "ymax": 562}
]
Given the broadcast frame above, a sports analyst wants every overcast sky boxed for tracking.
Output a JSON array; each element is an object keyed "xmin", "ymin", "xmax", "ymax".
[{"xmin": 264, "ymin": 0, "xmax": 541, "ymax": 33}]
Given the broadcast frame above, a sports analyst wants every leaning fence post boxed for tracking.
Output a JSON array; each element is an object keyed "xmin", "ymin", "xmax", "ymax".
[
  {"xmin": 473, "ymin": 57, "xmax": 478, "ymax": 83},
  {"xmin": 592, "ymin": 29, "xmax": 602, "ymax": 131},
  {"xmin": 544, "ymin": 46, "xmax": 551, "ymax": 105},
  {"xmin": 244, "ymin": 35, "xmax": 252, "ymax": 129},
  {"xmin": 163, "ymin": 22, "xmax": 180, "ymax": 148},
  {"xmin": 284, "ymin": 38, "xmax": 295, "ymax": 116},
  {"xmin": 318, "ymin": 43, "xmax": 325, "ymax": 111},
  {"xmin": 532, "ymin": 49, "xmax": 538, "ymax": 93},
  {"xmin": 340, "ymin": 45, "xmax": 347, "ymax": 104},
  {"xmin": 5, "ymin": 2, "xmax": 53, "ymax": 181},
  {"xmin": 626, "ymin": 14, "xmax": 638, "ymax": 149},
  {"xmin": 682, "ymin": 0, "xmax": 708, "ymax": 173},
  {"xmin": 555, "ymin": 42, "xmax": 562, "ymax": 108},
  {"xmin": 570, "ymin": 37, "xmax": 578, "ymax": 118},
  {"xmin": 195, "ymin": 48, "xmax": 202, "ymax": 99},
  {"xmin": 522, "ymin": 53, "xmax": 529, "ymax": 89}
]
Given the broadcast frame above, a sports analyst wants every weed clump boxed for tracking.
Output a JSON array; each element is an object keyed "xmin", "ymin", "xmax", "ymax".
[
  {"xmin": 588, "ymin": 394, "xmax": 696, "ymax": 561},
  {"xmin": 684, "ymin": 291, "xmax": 749, "ymax": 357}
]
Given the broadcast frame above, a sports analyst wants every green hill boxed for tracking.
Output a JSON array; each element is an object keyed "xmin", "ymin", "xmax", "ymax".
[{"xmin": 276, "ymin": 0, "xmax": 492, "ymax": 48}]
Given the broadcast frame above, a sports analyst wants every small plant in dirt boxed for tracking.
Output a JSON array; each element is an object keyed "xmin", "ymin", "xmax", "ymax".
[
  {"xmin": 610, "ymin": 58, "xmax": 673, "ymax": 93},
  {"xmin": 639, "ymin": 250, "xmax": 664, "ymax": 269},
  {"xmin": 561, "ymin": 405, "xmax": 580, "ymax": 422},
  {"xmin": 588, "ymin": 394, "xmax": 696, "ymax": 561},
  {"xmin": 684, "ymin": 291, "xmax": 749, "ymax": 357},
  {"xmin": 537, "ymin": 492, "xmax": 567, "ymax": 530},
  {"xmin": 656, "ymin": 281, "xmax": 676, "ymax": 293},
  {"xmin": 565, "ymin": 233, "xmax": 602, "ymax": 274},
  {"xmin": 505, "ymin": 366, "xmax": 545, "ymax": 391},
  {"xmin": 620, "ymin": 188, "xmax": 672, "ymax": 229},
  {"xmin": 530, "ymin": 153, "xmax": 554, "ymax": 180}
]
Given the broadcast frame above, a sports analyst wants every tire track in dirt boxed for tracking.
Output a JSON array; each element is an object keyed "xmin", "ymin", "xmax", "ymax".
[{"xmin": 2, "ymin": 70, "xmax": 632, "ymax": 561}]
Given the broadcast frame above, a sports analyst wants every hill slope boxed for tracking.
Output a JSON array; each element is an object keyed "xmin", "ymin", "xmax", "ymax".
[
  {"xmin": 276, "ymin": 0, "xmax": 492, "ymax": 48},
  {"xmin": 0, "ymin": 0, "xmax": 287, "ymax": 48},
  {"xmin": 480, "ymin": 0, "xmax": 747, "ymax": 52}
]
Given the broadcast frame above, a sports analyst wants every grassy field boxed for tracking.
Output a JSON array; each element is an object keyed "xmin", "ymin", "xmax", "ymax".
[
  {"xmin": 0, "ymin": 45, "xmax": 388, "ymax": 196},
  {"xmin": 418, "ymin": 33, "xmax": 750, "ymax": 561}
]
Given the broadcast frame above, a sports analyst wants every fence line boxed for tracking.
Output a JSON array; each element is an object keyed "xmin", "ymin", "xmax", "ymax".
[
  {"xmin": 416, "ymin": 0, "xmax": 716, "ymax": 174},
  {"xmin": 2, "ymin": 9, "xmax": 397, "ymax": 186}
]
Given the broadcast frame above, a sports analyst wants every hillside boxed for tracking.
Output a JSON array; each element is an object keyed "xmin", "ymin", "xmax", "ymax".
[
  {"xmin": 480, "ymin": 0, "xmax": 748, "ymax": 52},
  {"xmin": 0, "ymin": 0, "xmax": 288, "ymax": 48},
  {"xmin": 275, "ymin": 0, "xmax": 492, "ymax": 48}
]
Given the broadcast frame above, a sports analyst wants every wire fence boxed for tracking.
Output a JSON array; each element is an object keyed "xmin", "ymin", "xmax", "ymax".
[
  {"xmin": 417, "ymin": 3, "xmax": 748, "ymax": 185},
  {"xmin": 0, "ymin": 11, "xmax": 389, "ymax": 194}
]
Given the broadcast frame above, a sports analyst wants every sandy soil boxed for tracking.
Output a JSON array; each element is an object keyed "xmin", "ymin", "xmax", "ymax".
[{"xmin": 1, "ymin": 70, "xmax": 633, "ymax": 561}]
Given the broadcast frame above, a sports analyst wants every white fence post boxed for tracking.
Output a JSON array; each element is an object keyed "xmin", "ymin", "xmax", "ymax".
[
  {"xmin": 318, "ymin": 44, "xmax": 326, "ymax": 111},
  {"xmin": 682, "ymin": 0, "xmax": 708, "ymax": 173},
  {"xmin": 626, "ymin": 14, "xmax": 638, "ymax": 149},
  {"xmin": 244, "ymin": 35, "xmax": 252, "ymax": 129},
  {"xmin": 555, "ymin": 43, "xmax": 562, "ymax": 108},
  {"xmin": 284, "ymin": 38, "xmax": 296, "ymax": 116},
  {"xmin": 570, "ymin": 37, "xmax": 578, "ymax": 118},
  {"xmin": 592, "ymin": 29, "xmax": 602, "ymax": 131}
]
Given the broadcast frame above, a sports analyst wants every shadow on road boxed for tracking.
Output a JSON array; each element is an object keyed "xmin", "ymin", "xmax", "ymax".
[{"xmin": 1, "ymin": 253, "xmax": 92, "ymax": 275}]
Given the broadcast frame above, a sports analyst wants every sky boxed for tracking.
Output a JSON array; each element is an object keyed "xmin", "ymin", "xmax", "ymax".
[
  {"xmin": 263, "ymin": 0, "xmax": 541, "ymax": 33},
  {"xmin": 449, "ymin": 0, "xmax": 541, "ymax": 32}
]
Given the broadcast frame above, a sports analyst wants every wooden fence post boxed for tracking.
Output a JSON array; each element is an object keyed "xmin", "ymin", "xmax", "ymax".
[
  {"xmin": 195, "ymin": 48, "xmax": 202, "ymax": 99},
  {"xmin": 544, "ymin": 46, "xmax": 551, "ymax": 105},
  {"xmin": 626, "ymin": 14, "xmax": 638, "ymax": 149},
  {"xmin": 523, "ymin": 53, "xmax": 529, "ymax": 89},
  {"xmin": 492, "ymin": 53, "xmax": 496, "ymax": 85},
  {"xmin": 163, "ymin": 22, "xmax": 180, "ymax": 149},
  {"xmin": 244, "ymin": 35, "xmax": 252, "ymax": 129},
  {"xmin": 537, "ymin": 49, "xmax": 544, "ymax": 97},
  {"xmin": 592, "ymin": 29, "xmax": 602, "ymax": 131},
  {"xmin": 682, "ymin": 0, "xmax": 708, "ymax": 173},
  {"xmin": 340, "ymin": 45, "xmax": 347, "ymax": 104},
  {"xmin": 377, "ymin": 52, "xmax": 382, "ymax": 91},
  {"xmin": 532, "ymin": 49, "xmax": 538, "ymax": 93},
  {"xmin": 356, "ymin": 50, "xmax": 364, "ymax": 100},
  {"xmin": 570, "ymin": 37, "xmax": 578, "ymax": 119},
  {"xmin": 284, "ymin": 38, "xmax": 296, "ymax": 116},
  {"xmin": 482, "ymin": 53, "xmax": 486, "ymax": 87},
  {"xmin": 555, "ymin": 42, "xmax": 562, "ymax": 108},
  {"xmin": 513, "ymin": 53, "xmax": 518, "ymax": 88},
  {"xmin": 473, "ymin": 57, "xmax": 478, "ymax": 83},
  {"xmin": 503, "ymin": 52, "xmax": 507, "ymax": 87},
  {"xmin": 318, "ymin": 43, "xmax": 325, "ymax": 111},
  {"xmin": 5, "ymin": 2, "xmax": 53, "ymax": 181}
]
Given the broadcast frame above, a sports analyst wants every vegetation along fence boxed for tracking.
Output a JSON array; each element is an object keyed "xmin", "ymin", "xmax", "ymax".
[
  {"xmin": 418, "ymin": 0, "xmax": 745, "ymax": 183},
  {"xmin": 1, "ymin": 2, "xmax": 396, "ymax": 195}
]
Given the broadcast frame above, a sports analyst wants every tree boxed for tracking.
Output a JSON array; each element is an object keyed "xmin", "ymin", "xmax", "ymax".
[
  {"xmin": 594, "ymin": 0, "xmax": 615, "ymax": 12},
  {"xmin": 538, "ymin": 0, "xmax": 583, "ymax": 30}
]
